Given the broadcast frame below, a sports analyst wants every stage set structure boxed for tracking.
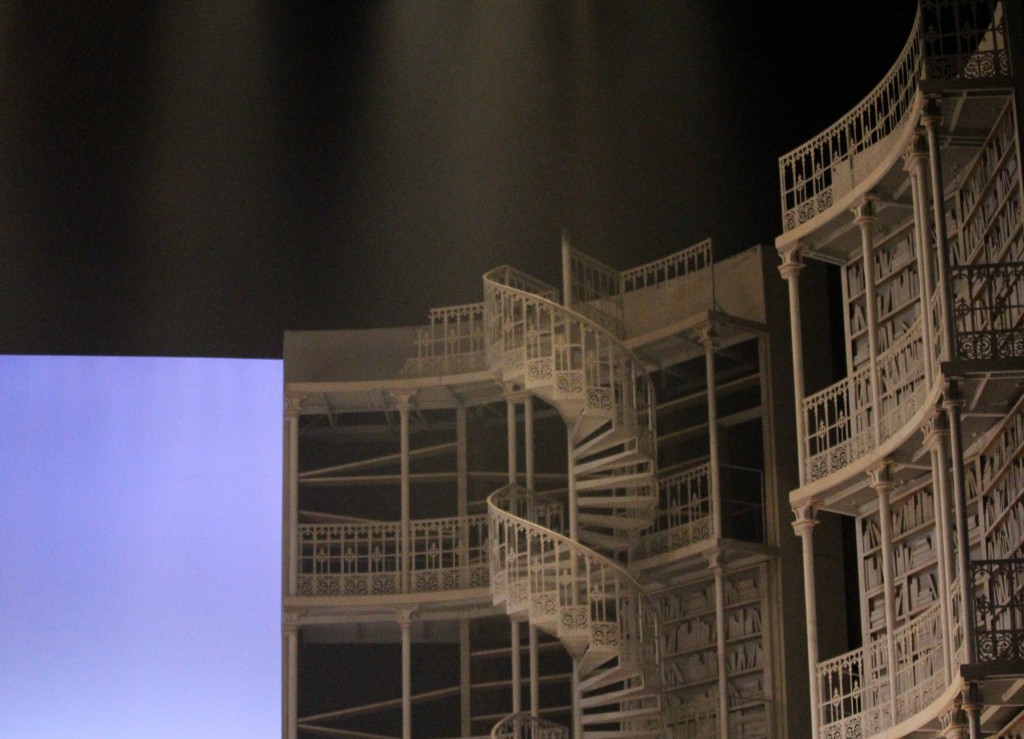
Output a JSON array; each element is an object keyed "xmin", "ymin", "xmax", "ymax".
[{"xmin": 282, "ymin": 2, "xmax": 1024, "ymax": 736}]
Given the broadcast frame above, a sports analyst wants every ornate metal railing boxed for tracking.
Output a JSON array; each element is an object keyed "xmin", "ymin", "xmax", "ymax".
[
  {"xmin": 779, "ymin": 0, "xmax": 1011, "ymax": 232},
  {"xmin": 490, "ymin": 712, "xmax": 569, "ymax": 739},
  {"xmin": 631, "ymin": 464, "xmax": 713, "ymax": 560},
  {"xmin": 951, "ymin": 262, "xmax": 1024, "ymax": 361},
  {"xmin": 619, "ymin": 238, "xmax": 712, "ymax": 293},
  {"xmin": 489, "ymin": 484, "xmax": 661, "ymax": 686},
  {"xmin": 296, "ymin": 515, "xmax": 489, "ymax": 596},
  {"xmin": 400, "ymin": 302, "xmax": 487, "ymax": 377},
  {"xmin": 817, "ymin": 637, "xmax": 891, "ymax": 739},
  {"xmin": 892, "ymin": 602, "xmax": 947, "ymax": 723},
  {"xmin": 566, "ymin": 246, "xmax": 625, "ymax": 338},
  {"xmin": 972, "ymin": 558, "xmax": 1024, "ymax": 666},
  {"xmin": 804, "ymin": 361, "xmax": 875, "ymax": 482},
  {"xmin": 483, "ymin": 267, "xmax": 656, "ymax": 446}
]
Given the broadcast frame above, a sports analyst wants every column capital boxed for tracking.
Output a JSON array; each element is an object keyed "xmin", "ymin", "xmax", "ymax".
[
  {"xmin": 285, "ymin": 392, "xmax": 307, "ymax": 418},
  {"xmin": 778, "ymin": 241, "xmax": 807, "ymax": 280},
  {"xmin": 903, "ymin": 129, "xmax": 930, "ymax": 170},
  {"xmin": 942, "ymin": 379, "xmax": 965, "ymax": 411},
  {"xmin": 704, "ymin": 548, "xmax": 725, "ymax": 573},
  {"xmin": 920, "ymin": 404, "xmax": 950, "ymax": 445},
  {"xmin": 921, "ymin": 95, "xmax": 944, "ymax": 127},
  {"xmin": 852, "ymin": 193, "xmax": 879, "ymax": 224},
  {"xmin": 791, "ymin": 502, "xmax": 819, "ymax": 536},
  {"xmin": 390, "ymin": 390, "xmax": 417, "ymax": 410},
  {"xmin": 395, "ymin": 607, "xmax": 417, "ymax": 629},
  {"xmin": 867, "ymin": 459, "xmax": 896, "ymax": 492},
  {"xmin": 694, "ymin": 321, "xmax": 718, "ymax": 349}
]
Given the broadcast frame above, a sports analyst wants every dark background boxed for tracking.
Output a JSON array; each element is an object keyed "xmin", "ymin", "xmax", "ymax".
[{"xmin": 0, "ymin": 1, "xmax": 918, "ymax": 359}]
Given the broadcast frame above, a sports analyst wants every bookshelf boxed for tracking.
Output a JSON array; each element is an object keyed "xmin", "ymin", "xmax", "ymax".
[
  {"xmin": 659, "ymin": 564, "xmax": 772, "ymax": 738},
  {"xmin": 977, "ymin": 394, "xmax": 1024, "ymax": 560}
]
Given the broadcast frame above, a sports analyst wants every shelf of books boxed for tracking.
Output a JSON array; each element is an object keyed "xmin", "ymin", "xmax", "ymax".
[
  {"xmin": 976, "ymin": 393, "xmax": 1024, "ymax": 560},
  {"xmin": 658, "ymin": 563, "xmax": 772, "ymax": 737},
  {"xmin": 841, "ymin": 222, "xmax": 921, "ymax": 375}
]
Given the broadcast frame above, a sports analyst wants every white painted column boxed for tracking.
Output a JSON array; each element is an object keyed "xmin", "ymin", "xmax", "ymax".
[
  {"xmin": 398, "ymin": 395, "xmax": 413, "ymax": 593},
  {"xmin": 699, "ymin": 325, "xmax": 723, "ymax": 539},
  {"xmin": 793, "ymin": 503, "xmax": 820, "ymax": 739},
  {"xmin": 460, "ymin": 618, "xmax": 471, "ymax": 737},
  {"xmin": 944, "ymin": 382, "xmax": 977, "ymax": 663},
  {"xmin": 525, "ymin": 396, "xmax": 540, "ymax": 717},
  {"xmin": 964, "ymin": 683, "xmax": 982, "ymax": 739},
  {"xmin": 562, "ymin": 230, "xmax": 573, "ymax": 308},
  {"xmin": 869, "ymin": 461, "xmax": 898, "ymax": 721},
  {"xmin": 505, "ymin": 393, "xmax": 522, "ymax": 714},
  {"xmin": 932, "ymin": 413, "xmax": 959, "ymax": 667},
  {"xmin": 507, "ymin": 394, "xmax": 518, "ymax": 487},
  {"xmin": 284, "ymin": 393, "xmax": 305, "ymax": 597},
  {"xmin": 779, "ymin": 244, "xmax": 808, "ymax": 485},
  {"xmin": 283, "ymin": 620, "xmax": 299, "ymax": 739},
  {"xmin": 572, "ymin": 660, "xmax": 583, "ymax": 739},
  {"xmin": 568, "ymin": 425, "xmax": 578, "ymax": 542},
  {"xmin": 905, "ymin": 134, "xmax": 937, "ymax": 382},
  {"xmin": 709, "ymin": 551, "xmax": 730, "ymax": 738},
  {"xmin": 922, "ymin": 101, "xmax": 956, "ymax": 360},
  {"xmin": 511, "ymin": 621, "xmax": 522, "ymax": 714},
  {"xmin": 854, "ymin": 196, "xmax": 883, "ymax": 445},
  {"xmin": 400, "ymin": 611, "xmax": 413, "ymax": 739},
  {"xmin": 922, "ymin": 409, "xmax": 955, "ymax": 678}
]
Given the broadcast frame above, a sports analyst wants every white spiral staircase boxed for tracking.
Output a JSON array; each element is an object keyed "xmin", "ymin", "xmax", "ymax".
[{"xmin": 483, "ymin": 265, "xmax": 665, "ymax": 738}]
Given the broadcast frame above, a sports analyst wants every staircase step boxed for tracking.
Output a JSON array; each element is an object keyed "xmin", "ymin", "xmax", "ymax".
[
  {"xmin": 577, "ymin": 512, "xmax": 652, "ymax": 531},
  {"xmin": 578, "ymin": 646, "xmax": 618, "ymax": 676},
  {"xmin": 578, "ymin": 529, "xmax": 632, "ymax": 552},
  {"xmin": 581, "ymin": 705, "xmax": 662, "ymax": 725},
  {"xmin": 579, "ymin": 681, "xmax": 649, "ymax": 709},
  {"xmin": 573, "ymin": 446, "xmax": 645, "ymax": 475},
  {"xmin": 572, "ymin": 426, "xmax": 624, "ymax": 455},
  {"xmin": 575, "ymin": 472, "xmax": 652, "ymax": 491},
  {"xmin": 574, "ymin": 494, "xmax": 656, "ymax": 510}
]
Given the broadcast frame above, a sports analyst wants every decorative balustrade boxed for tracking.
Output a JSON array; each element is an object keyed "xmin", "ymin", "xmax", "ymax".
[
  {"xmin": 491, "ymin": 712, "xmax": 569, "ymax": 739},
  {"xmin": 631, "ymin": 465, "xmax": 713, "ymax": 560},
  {"xmin": 804, "ymin": 362, "xmax": 875, "ymax": 482},
  {"xmin": 566, "ymin": 247, "xmax": 625, "ymax": 338},
  {"xmin": 489, "ymin": 484, "xmax": 661, "ymax": 689},
  {"xmin": 951, "ymin": 262, "xmax": 1024, "ymax": 360},
  {"xmin": 892, "ymin": 602, "xmax": 946, "ymax": 723},
  {"xmin": 972, "ymin": 558, "xmax": 1024, "ymax": 666},
  {"xmin": 483, "ymin": 267, "xmax": 656, "ymax": 446},
  {"xmin": 817, "ymin": 632, "xmax": 891, "ymax": 738},
  {"xmin": 779, "ymin": 0, "xmax": 1011, "ymax": 232},
  {"xmin": 297, "ymin": 515, "xmax": 489, "ymax": 596},
  {"xmin": 400, "ymin": 302, "xmax": 487, "ymax": 377},
  {"xmin": 619, "ymin": 238, "xmax": 712, "ymax": 293}
]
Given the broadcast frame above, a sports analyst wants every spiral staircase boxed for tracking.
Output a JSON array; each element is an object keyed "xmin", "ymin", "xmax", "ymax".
[{"xmin": 483, "ymin": 265, "xmax": 665, "ymax": 738}]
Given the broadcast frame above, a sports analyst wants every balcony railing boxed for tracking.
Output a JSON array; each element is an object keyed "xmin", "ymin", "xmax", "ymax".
[
  {"xmin": 779, "ymin": 0, "xmax": 1011, "ymax": 233},
  {"xmin": 972, "ymin": 558, "xmax": 1024, "ymax": 667},
  {"xmin": 619, "ymin": 238, "xmax": 712, "ymax": 293},
  {"xmin": 491, "ymin": 712, "xmax": 568, "ymax": 739},
  {"xmin": 296, "ymin": 515, "xmax": 489, "ymax": 596},
  {"xmin": 400, "ymin": 302, "xmax": 487, "ymax": 377},
  {"xmin": 952, "ymin": 262, "xmax": 1024, "ymax": 361},
  {"xmin": 817, "ymin": 602, "xmax": 946, "ymax": 737},
  {"xmin": 631, "ymin": 465, "xmax": 713, "ymax": 560}
]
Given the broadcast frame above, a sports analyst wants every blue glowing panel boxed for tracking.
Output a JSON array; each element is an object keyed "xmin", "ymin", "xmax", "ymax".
[{"xmin": 0, "ymin": 356, "xmax": 281, "ymax": 739}]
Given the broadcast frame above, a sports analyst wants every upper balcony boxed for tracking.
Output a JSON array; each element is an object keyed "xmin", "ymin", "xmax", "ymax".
[{"xmin": 777, "ymin": 0, "xmax": 1013, "ymax": 255}]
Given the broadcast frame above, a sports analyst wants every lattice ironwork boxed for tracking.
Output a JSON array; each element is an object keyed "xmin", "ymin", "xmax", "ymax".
[
  {"xmin": 952, "ymin": 262, "xmax": 1024, "ymax": 360},
  {"xmin": 972, "ymin": 558, "xmax": 1024, "ymax": 665}
]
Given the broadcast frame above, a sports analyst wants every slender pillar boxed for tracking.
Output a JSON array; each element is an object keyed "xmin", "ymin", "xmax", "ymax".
[
  {"xmin": 709, "ymin": 551, "xmax": 730, "ymax": 738},
  {"xmin": 397, "ymin": 394, "xmax": 414, "ymax": 593},
  {"xmin": 283, "ymin": 620, "xmax": 299, "ymax": 739},
  {"xmin": 399, "ymin": 611, "xmax": 413, "ymax": 739},
  {"xmin": 457, "ymin": 406, "xmax": 469, "ymax": 586},
  {"xmin": 963, "ymin": 683, "xmax": 982, "ymax": 739},
  {"xmin": 568, "ymin": 425, "xmax": 578, "ymax": 541},
  {"xmin": 905, "ymin": 134, "xmax": 937, "ymax": 382},
  {"xmin": 933, "ymin": 412, "xmax": 959, "ymax": 664},
  {"xmin": 922, "ymin": 100, "xmax": 956, "ymax": 360},
  {"xmin": 284, "ymin": 393, "xmax": 305, "ymax": 597},
  {"xmin": 793, "ymin": 503, "xmax": 820, "ymax": 739},
  {"xmin": 923, "ymin": 412, "xmax": 955, "ymax": 678},
  {"xmin": 505, "ymin": 392, "xmax": 522, "ymax": 713},
  {"xmin": 460, "ymin": 618, "xmax": 471, "ymax": 736},
  {"xmin": 524, "ymin": 396, "xmax": 540, "ymax": 717},
  {"xmin": 854, "ymin": 196, "xmax": 884, "ymax": 444},
  {"xmin": 699, "ymin": 325, "xmax": 723, "ymax": 538},
  {"xmin": 572, "ymin": 660, "xmax": 583, "ymax": 739},
  {"xmin": 779, "ymin": 244, "xmax": 809, "ymax": 485},
  {"xmin": 944, "ymin": 381, "xmax": 977, "ymax": 663},
  {"xmin": 869, "ymin": 461, "xmax": 898, "ymax": 720},
  {"xmin": 511, "ymin": 621, "xmax": 522, "ymax": 713},
  {"xmin": 561, "ymin": 230, "xmax": 573, "ymax": 308}
]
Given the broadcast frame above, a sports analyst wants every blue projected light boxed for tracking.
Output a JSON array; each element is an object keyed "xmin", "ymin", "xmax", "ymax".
[{"xmin": 0, "ymin": 356, "xmax": 281, "ymax": 739}]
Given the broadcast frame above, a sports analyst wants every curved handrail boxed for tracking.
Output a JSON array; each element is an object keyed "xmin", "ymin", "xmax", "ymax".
[
  {"xmin": 490, "ymin": 711, "xmax": 569, "ymax": 739},
  {"xmin": 778, "ymin": 8, "xmax": 923, "ymax": 232},
  {"xmin": 488, "ymin": 484, "xmax": 662, "ymax": 670},
  {"xmin": 482, "ymin": 266, "xmax": 657, "ymax": 445}
]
